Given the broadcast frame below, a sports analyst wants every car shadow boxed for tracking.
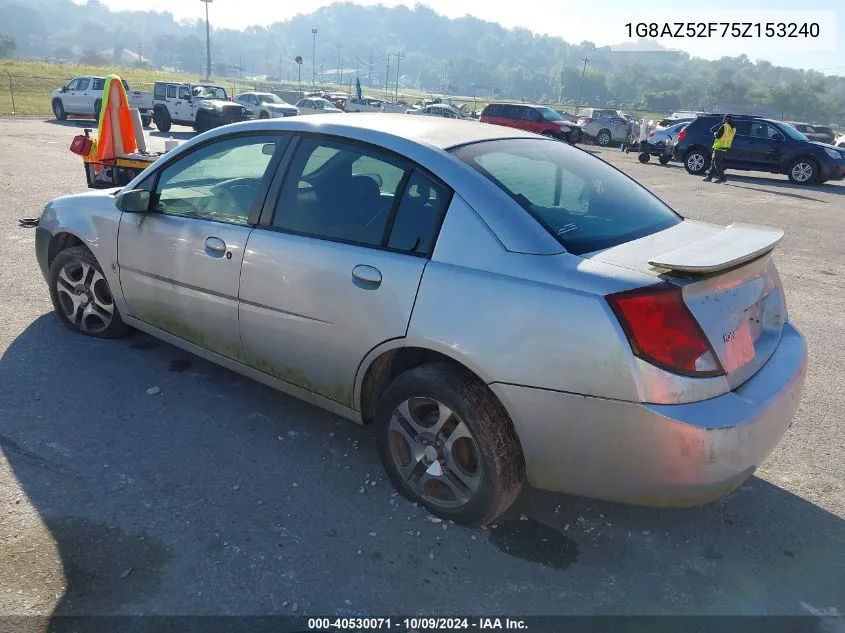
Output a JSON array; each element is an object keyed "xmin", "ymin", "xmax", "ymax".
[
  {"xmin": 724, "ymin": 183, "xmax": 828, "ymax": 203},
  {"xmin": 2, "ymin": 315, "xmax": 844, "ymax": 619},
  {"xmin": 718, "ymin": 174, "xmax": 845, "ymax": 196},
  {"xmin": 43, "ymin": 118, "xmax": 96, "ymax": 128}
]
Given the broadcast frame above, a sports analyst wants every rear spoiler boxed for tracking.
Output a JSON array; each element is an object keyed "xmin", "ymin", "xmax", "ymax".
[{"xmin": 649, "ymin": 223, "xmax": 784, "ymax": 274}]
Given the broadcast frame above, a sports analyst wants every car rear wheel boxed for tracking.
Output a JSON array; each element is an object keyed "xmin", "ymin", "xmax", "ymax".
[
  {"xmin": 93, "ymin": 99, "xmax": 102, "ymax": 121},
  {"xmin": 153, "ymin": 109, "xmax": 171, "ymax": 133},
  {"xmin": 659, "ymin": 154, "xmax": 671, "ymax": 165},
  {"xmin": 684, "ymin": 148, "xmax": 709, "ymax": 174},
  {"xmin": 788, "ymin": 158, "xmax": 817, "ymax": 185},
  {"xmin": 53, "ymin": 99, "xmax": 67, "ymax": 121},
  {"xmin": 596, "ymin": 129, "xmax": 612, "ymax": 146},
  {"xmin": 48, "ymin": 246, "xmax": 130, "ymax": 339},
  {"xmin": 259, "ymin": 111, "xmax": 270, "ymax": 119},
  {"xmin": 638, "ymin": 152, "xmax": 650, "ymax": 163},
  {"xmin": 375, "ymin": 363, "xmax": 525, "ymax": 526}
]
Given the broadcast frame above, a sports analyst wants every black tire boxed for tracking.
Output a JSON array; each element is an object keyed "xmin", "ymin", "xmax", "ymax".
[
  {"xmin": 568, "ymin": 128, "xmax": 581, "ymax": 144},
  {"xmin": 48, "ymin": 246, "xmax": 130, "ymax": 339},
  {"xmin": 638, "ymin": 152, "xmax": 650, "ymax": 163},
  {"xmin": 596, "ymin": 128, "xmax": 612, "ymax": 146},
  {"xmin": 153, "ymin": 108, "xmax": 172, "ymax": 133},
  {"xmin": 787, "ymin": 157, "xmax": 817, "ymax": 185},
  {"xmin": 141, "ymin": 115, "xmax": 152, "ymax": 128},
  {"xmin": 659, "ymin": 154, "xmax": 671, "ymax": 165},
  {"xmin": 541, "ymin": 130, "xmax": 558, "ymax": 141},
  {"xmin": 684, "ymin": 147, "xmax": 710, "ymax": 174},
  {"xmin": 259, "ymin": 110, "xmax": 270, "ymax": 119},
  {"xmin": 375, "ymin": 362, "xmax": 525, "ymax": 526},
  {"xmin": 93, "ymin": 99, "xmax": 102, "ymax": 122},
  {"xmin": 194, "ymin": 112, "xmax": 209, "ymax": 133},
  {"xmin": 53, "ymin": 99, "xmax": 67, "ymax": 121}
]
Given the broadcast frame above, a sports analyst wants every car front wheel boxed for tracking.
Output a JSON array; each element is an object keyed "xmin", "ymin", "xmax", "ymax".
[
  {"xmin": 788, "ymin": 158, "xmax": 817, "ymax": 185},
  {"xmin": 48, "ymin": 246, "xmax": 130, "ymax": 339},
  {"xmin": 376, "ymin": 363, "xmax": 525, "ymax": 526},
  {"xmin": 596, "ymin": 129, "xmax": 612, "ymax": 146},
  {"xmin": 53, "ymin": 99, "xmax": 67, "ymax": 121}
]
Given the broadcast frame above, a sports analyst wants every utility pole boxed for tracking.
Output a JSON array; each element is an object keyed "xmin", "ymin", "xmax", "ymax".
[
  {"xmin": 576, "ymin": 56, "xmax": 589, "ymax": 113},
  {"xmin": 369, "ymin": 50, "xmax": 373, "ymax": 87},
  {"xmin": 200, "ymin": 0, "xmax": 213, "ymax": 80},
  {"xmin": 311, "ymin": 28, "xmax": 317, "ymax": 88},
  {"xmin": 138, "ymin": 42, "xmax": 142, "ymax": 66},
  {"xmin": 383, "ymin": 52, "xmax": 391, "ymax": 100},
  {"xmin": 394, "ymin": 50, "xmax": 404, "ymax": 102},
  {"xmin": 336, "ymin": 45, "xmax": 343, "ymax": 85},
  {"xmin": 320, "ymin": 63, "xmax": 324, "ymax": 85}
]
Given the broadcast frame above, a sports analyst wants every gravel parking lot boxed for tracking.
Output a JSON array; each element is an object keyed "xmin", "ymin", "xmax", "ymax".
[{"xmin": 1, "ymin": 118, "xmax": 843, "ymax": 622}]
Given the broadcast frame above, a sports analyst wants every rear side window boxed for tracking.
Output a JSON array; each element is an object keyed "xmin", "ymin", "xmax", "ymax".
[
  {"xmin": 154, "ymin": 83, "xmax": 166, "ymax": 99},
  {"xmin": 387, "ymin": 171, "xmax": 450, "ymax": 256},
  {"xmin": 92, "ymin": 79, "xmax": 104, "ymax": 90},
  {"xmin": 166, "ymin": 85, "xmax": 177, "ymax": 99},
  {"xmin": 452, "ymin": 139, "xmax": 681, "ymax": 255},
  {"xmin": 502, "ymin": 105, "xmax": 521, "ymax": 119},
  {"xmin": 483, "ymin": 104, "xmax": 503, "ymax": 117}
]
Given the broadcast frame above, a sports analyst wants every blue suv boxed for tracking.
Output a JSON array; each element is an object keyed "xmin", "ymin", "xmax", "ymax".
[{"xmin": 673, "ymin": 114, "xmax": 845, "ymax": 185}]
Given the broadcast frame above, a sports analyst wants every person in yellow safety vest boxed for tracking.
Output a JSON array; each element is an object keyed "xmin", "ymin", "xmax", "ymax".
[{"xmin": 703, "ymin": 113, "xmax": 736, "ymax": 183}]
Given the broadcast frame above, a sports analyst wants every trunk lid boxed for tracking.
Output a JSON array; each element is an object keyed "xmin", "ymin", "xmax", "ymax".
[{"xmin": 588, "ymin": 220, "xmax": 787, "ymax": 389}]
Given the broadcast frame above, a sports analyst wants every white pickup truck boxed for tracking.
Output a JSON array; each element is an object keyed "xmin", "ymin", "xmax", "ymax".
[{"xmin": 52, "ymin": 76, "xmax": 153, "ymax": 126}]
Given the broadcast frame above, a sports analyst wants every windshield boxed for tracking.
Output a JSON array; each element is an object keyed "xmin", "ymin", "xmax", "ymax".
[
  {"xmin": 258, "ymin": 94, "xmax": 284, "ymax": 104},
  {"xmin": 537, "ymin": 107, "xmax": 563, "ymax": 122},
  {"xmin": 452, "ymin": 138, "xmax": 681, "ymax": 255},
  {"xmin": 193, "ymin": 85, "xmax": 228, "ymax": 100},
  {"xmin": 774, "ymin": 121, "xmax": 808, "ymax": 142}
]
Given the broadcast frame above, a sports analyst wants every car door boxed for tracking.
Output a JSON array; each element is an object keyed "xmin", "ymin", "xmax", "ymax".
[
  {"xmin": 164, "ymin": 84, "xmax": 179, "ymax": 120},
  {"xmin": 735, "ymin": 121, "xmax": 780, "ymax": 168},
  {"xmin": 177, "ymin": 85, "xmax": 193, "ymax": 121},
  {"xmin": 61, "ymin": 78, "xmax": 81, "ymax": 113},
  {"xmin": 74, "ymin": 78, "xmax": 95, "ymax": 115},
  {"xmin": 117, "ymin": 132, "xmax": 288, "ymax": 361},
  {"xmin": 238, "ymin": 135, "xmax": 452, "ymax": 410}
]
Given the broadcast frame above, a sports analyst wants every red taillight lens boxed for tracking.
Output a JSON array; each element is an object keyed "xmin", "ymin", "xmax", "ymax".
[
  {"xmin": 677, "ymin": 128, "xmax": 687, "ymax": 142},
  {"xmin": 607, "ymin": 284, "xmax": 724, "ymax": 378},
  {"xmin": 648, "ymin": 131, "xmax": 654, "ymax": 138}
]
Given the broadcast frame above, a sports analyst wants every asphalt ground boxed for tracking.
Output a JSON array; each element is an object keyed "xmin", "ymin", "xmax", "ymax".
[{"xmin": 0, "ymin": 117, "xmax": 843, "ymax": 625}]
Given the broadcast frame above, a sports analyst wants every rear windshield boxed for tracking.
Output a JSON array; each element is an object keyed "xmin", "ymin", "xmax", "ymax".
[{"xmin": 451, "ymin": 139, "xmax": 682, "ymax": 255}]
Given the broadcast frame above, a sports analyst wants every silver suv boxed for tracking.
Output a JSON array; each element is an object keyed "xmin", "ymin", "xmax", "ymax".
[{"xmin": 577, "ymin": 108, "xmax": 632, "ymax": 146}]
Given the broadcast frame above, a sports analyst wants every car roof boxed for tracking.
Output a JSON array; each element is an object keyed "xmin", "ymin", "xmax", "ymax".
[{"xmin": 203, "ymin": 113, "xmax": 538, "ymax": 150}]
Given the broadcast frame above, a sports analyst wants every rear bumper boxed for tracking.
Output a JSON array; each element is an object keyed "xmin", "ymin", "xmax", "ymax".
[{"xmin": 491, "ymin": 323, "xmax": 807, "ymax": 506}]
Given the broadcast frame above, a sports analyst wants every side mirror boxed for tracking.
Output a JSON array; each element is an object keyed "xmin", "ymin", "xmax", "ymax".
[
  {"xmin": 262, "ymin": 143, "xmax": 276, "ymax": 156},
  {"xmin": 116, "ymin": 189, "xmax": 151, "ymax": 213},
  {"xmin": 772, "ymin": 133, "xmax": 785, "ymax": 141},
  {"xmin": 61, "ymin": 86, "xmax": 68, "ymax": 93}
]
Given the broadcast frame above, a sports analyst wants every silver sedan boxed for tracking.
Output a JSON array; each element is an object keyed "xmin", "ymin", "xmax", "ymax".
[{"xmin": 34, "ymin": 115, "xmax": 807, "ymax": 525}]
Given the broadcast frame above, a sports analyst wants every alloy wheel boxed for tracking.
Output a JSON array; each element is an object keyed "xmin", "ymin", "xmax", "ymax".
[
  {"xmin": 791, "ymin": 162, "xmax": 813, "ymax": 183},
  {"xmin": 387, "ymin": 397, "xmax": 482, "ymax": 509},
  {"xmin": 687, "ymin": 153, "xmax": 705, "ymax": 172},
  {"xmin": 54, "ymin": 259, "xmax": 114, "ymax": 334}
]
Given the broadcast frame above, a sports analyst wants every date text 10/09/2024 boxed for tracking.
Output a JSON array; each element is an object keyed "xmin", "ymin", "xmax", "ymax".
[
  {"xmin": 307, "ymin": 618, "xmax": 528, "ymax": 630},
  {"xmin": 625, "ymin": 22, "xmax": 820, "ymax": 39}
]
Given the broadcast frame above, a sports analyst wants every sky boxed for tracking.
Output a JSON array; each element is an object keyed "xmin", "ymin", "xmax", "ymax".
[{"xmin": 92, "ymin": 0, "xmax": 844, "ymax": 74}]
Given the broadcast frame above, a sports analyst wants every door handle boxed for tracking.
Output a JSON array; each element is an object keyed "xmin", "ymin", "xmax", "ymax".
[
  {"xmin": 205, "ymin": 236, "xmax": 227, "ymax": 256},
  {"xmin": 352, "ymin": 265, "xmax": 382, "ymax": 287}
]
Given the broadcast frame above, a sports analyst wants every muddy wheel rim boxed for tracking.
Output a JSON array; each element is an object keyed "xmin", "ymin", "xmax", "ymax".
[
  {"xmin": 388, "ymin": 397, "xmax": 482, "ymax": 509},
  {"xmin": 791, "ymin": 162, "xmax": 813, "ymax": 182},
  {"xmin": 55, "ymin": 259, "xmax": 114, "ymax": 333},
  {"xmin": 688, "ymin": 153, "xmax": 705, "ymax": 172},
  {"xmin": 54, "ymin": 103, "xmax": 62, "ymax": 117},
  {"xmin": 598, "ymin": 132, "xmax": 610, "ymax": 145}
]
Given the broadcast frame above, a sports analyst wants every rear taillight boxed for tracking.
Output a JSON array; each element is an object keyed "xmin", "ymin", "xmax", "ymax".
[
  {"xmin": 607, "ymin": 284, "xmax": 724, "ymax": 378},
  {"xmin": 583, "ymin": 117, "xmax": 593, "ymax": 124},
  {"xmin": 648, "ymin": 131, "xmax": 654, "ymax": 138},
  {"xmin": 677, "ymin": 128, "xmax": 687, "ymax": 142}
]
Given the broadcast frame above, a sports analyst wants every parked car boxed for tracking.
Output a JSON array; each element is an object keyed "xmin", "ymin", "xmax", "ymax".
[
  {"xmin": 785, "ymin": 122, "xmax": 836, "ymax": 145},
  {"xmin": 406, "ymin": 103, "xmax": 474, "ymax": 120},
  {"xmin": 674, "ymin": 114, "xmax": 845, "ymax": 184},
  {"xmin": 235, "ymin": 92, "xmax": 298, "ymax": 119},
  {"xmin": 52, "ymin": 76, "xmax": 153, "ymax": 126},
  {"xmin": 152, "ymin": 82, "xmax": 248, "ymax": 133},
  {"xmin": 295, "ymin": 97, "xmax": 344, "ymax": 115},
  {"xmin": 34, "ymin": 114, "xmax": 807, "ymax": 526},
  {"xmin": 479, "ymin": 103, "xmax": 581, "ymax": 144},
  {"xmin": 836, "ymin": 133, "xmax": 845, "ymax": 148},
  {"xmin": 647, "ymin": 121, "xmax": 688, "ymax": 146},
  {"xmin": 577, "ymin": 108, "xmax": 632, "ymax": 146}
]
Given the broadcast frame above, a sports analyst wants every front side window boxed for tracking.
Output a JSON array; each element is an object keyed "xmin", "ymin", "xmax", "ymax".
[
  {"xmin": 452, "ymin": 138, "xmax": 681, "ymax": 255},
  {"xmin": 273, "ymin": 138, "xmax": 407, "ymax": 246},
  {"xmin": 538, "ymin": 107, "xmax": 563, "ymax": 122},
  {"xmin": 178, "ymin": 86, "xmax": 191, "ymax": 100},
  {"xmin": 166, "ymin": 85, "xmax": 177, "ymax": 99},
  {"xmin": 154, "ymin": 83, "xmax": 166, "ymax": 99},
  {"xmin": 76, "ymin": 78, "xmax": 90, "ymax": 91},
  {"xmin": 154, "ymin": 135, "xmax": 281, "ymax": 225},
  {"xmin": 66, "ymin": 79, "xmax": 80, "ymax": 91}
]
